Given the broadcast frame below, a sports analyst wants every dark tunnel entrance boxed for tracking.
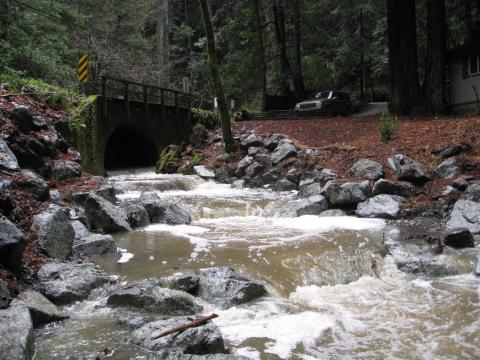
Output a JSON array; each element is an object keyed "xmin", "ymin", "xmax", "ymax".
[{"xmin": 104, "ymin": 123, "xmax": 159, "ymax": 170}]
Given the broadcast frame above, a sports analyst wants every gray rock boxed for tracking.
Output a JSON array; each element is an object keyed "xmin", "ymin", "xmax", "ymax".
[
  {"xmin": 32, "ymin": 115, "xmax": 47, "ymax": 130},
  {"xmin": 295, "ymin": 195, "xmax": 329, "ymax": 216},
  {"xmin": 131, "ymin": 315, "xmax": 226, "ymax": 355},
  {"xmin": 16, "ymin": 290, "xmax": 68, "ymax": 326},
  {"xmin": 322, "ymin": 181, "xmax": 370, "ymax": 207},
  {"xmin": 312, "ymin": 168, "xmax": 337, "ymax": 187},
  {"xmin": 158, "ymin": 272, "xmax": 201, "ymax": 295},
  {"xmin": 37, "ymin": 262, "xmax": 110, "ymax": 304},
  {"xmin": 273, "ymin": 179, "xmax": 298, "ymax": 192},
  {"xmin": 452, "ymin": 177, "xmax": 470, "ymax": 191},
  {"xmin": 446, "ymin": 200, "xmax": 480, "ymax": 234},
  {"xmin": 271, "ymin": 140, "xmax": 297, "ymax": 164},
  {"xmin": 107, "ymin": 280, "xmax": 202, "ymax": 315},
  {"xmin": 298, "ymin": 148, "xmax": 319, "ymax": 158},
  {"xmin": 319, "ymin": 209, "xmax": 347, "ymax": 217},
  {"xmin": 356, "ymin": 194, "xmax": 404, "ymax": 219},
  {"xmin": 0, "ymin": 216, "xmax": 25, "ymax": 273},
  {"xmin": 85, "ymin": 193, "xmax": 132, "ymax": 233},
  {"xmin": 299, "ymin": 182, "xmax": 322, "ymax": 198},
  {"xmin": 234, "ymin": 156, "xmax": 253, "ymax": 178},
  {"xmin": 372, "ymin": 179, "xmax": 414, "ymax": 198},
  {"xmin": 254, "ymin": 153, "xmax": 272, "ymax": 166},
  {"xmin": 95, "ymin": 186, "xmax": 117, "ymax": 204},
  {"xmin": 240, "ymin": 133, "xmax": 263, "ymax": 150},
  {"xmin": 461, "ymin": 183, "xmax": 480, "ymax": 202},
  {"xmin": 231, "ymin": 179, "xmax": 245, "ymax": 189},
  {"xmin": 261, "ymin": 168, "xmax": 280, "ymax": 185},
  {"xmin": 247, "ymin": 147, "xmax": 266, "ymax": 156},
  {"xmin": 140, "ymin": 192, "xmax": 191, "ymax": 225},
  {"xmin": 71, "ymin": 220, "xmax": 90, "ymax": 242},
  {"xmin": 475, "ymin": 256, "xmax": 480, "ymax": 277},
  {"xmin": 0, "ymin": 303, "xmax": 34, "ymax": 360},
  {"xmin": 73, "ymin": 234, "xmax": 118, "ymax": 256},
  {"xmin": 70, "ymin": 191, "xmax": 89, "ymax": 207},
  {"xmin": 443, "ymin": 228, "xmax": 475, "ymax": 248},
  {"xmin": 264, "ymin": 134, "xmax": 284, "ymax": 150},
  {"xmin": 387, "ymin": 154, "xmax": 430, "ymax": 183},
  {"xmin": 0, "ymin": 178, "xmax": 13, "ymax": 215},
  {"xmin": 197, "ymin": 267, "xmax": 266, "ymax": 309},
  {"xmin": 118, "ymin": 315, "xmax": 154, "ymax": 329},
  {"xmin": 0, "ymin": 280, "xmax": 12, "ymax": 309},
  {"xmin": 49, "ymin": 190, "xmax": 61, "ymax": 203},
  {"xmin": 17, "ymin": 169, "xmax": 50, "ymax": 201},
  {"xmin": 32, "ymin": 207, "xmax": 74, "ymax": 259},
  {"xmin": 194, "ymin": 166, "xmax": 215, "ymax": 179},
  {"xmin": 434, "ymin": 158, "xmax": 462, "ymax": 179},
  {"xmin": 7, "ymin": 135, "xmax": 44, "ymax": 171},
  {"xmin": 124, "ymin": 204, "xmax": 150, "ymax": 228},
  {"xmin": 348, "ymin": 159, "xmax": 385, "ymax": 180},
  {"xmin": 10, "ymin": 105, "xmax": 33, "ymax": 133},
  {"xmin": 148, "ymin": 355, "xmax": 247, "ymax": 360},
  {"xmin": 0, "ymin": 139, "xmax": 19, "ymax": 171},
  {"xmin": 36, "ymin": 131, "xmax": 58, "ymax": 156},
  {"xmin": 244, "ymin": 162, "xmax": 265, "ymax": 179},
  {"xmin": 50, "ymin": 160, "xmax": 81, "ymax": 181},
  {"xmin": 286, "ymin": 168, "xmax": 300, "ymax": 184},
  {"xmin": 437, "ymin": 145, "xmax": 471, "ymax": 159}
]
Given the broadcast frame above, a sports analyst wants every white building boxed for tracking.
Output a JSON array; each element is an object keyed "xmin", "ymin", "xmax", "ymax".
[{"xmin": 448, "ymin": 39, "xmax": 480, "ymax": 113}]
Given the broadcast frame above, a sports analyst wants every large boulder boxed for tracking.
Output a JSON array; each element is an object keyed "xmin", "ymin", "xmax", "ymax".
[
  {"xmin": 437, "ymin": 144, "xmax": 471, "ymax": 159},
  {"xmin": 264, "ymin": 134, "xmax": 284, "ymax": 151},
  {"xmin": 194, "ymin": 166, "xmax": 215, "ymax": 179},
  {"xmin": 85, "ymin": 193, "xmax": 132, "ymax": 233},
  {"xmin": 295, "ymin": 195, "xmax": 329, "ymax": 216},
  {"xmin": 443, "ymin": 228, "xmax": 475, "ymax": 248},
  {"xmin": 372, "ymin": 179, "xmax": 414, "ymax": 198},
  {"xmin": 234, "ymin": 156, "xmax": 253, "ymax": 178},
  {"xmin": 49, "ymin": 160, "xmax": 81, "ymax": 181},
  {"xmin": 36, "ymin": 131, "xmax": 59, "ymax": 157},
  {"xmin": 0, "ymin": 304, "xmax": 35, "ymax": 360},
  {"xmin": 16, "ymin": 290, "xmax": 68, "ymax": 327},
  {"xmin": 107, "ymin": 280, "xmax": 202, "ymax": 315},
  {"xmin": 387, "ymin": 154, "xmax": 430, "ymax": 183},
  {"xmin": 10, "ymin": 105, "xmax": 33, "ymax": 133},
  {"xmin": 73, "ymin": 234, "xmax": 118, "ymax": 256},
  {"xmin": 32, "ymin": 207, "xmax": 74, "ymax": 260},
  {"xmin": 37, "ymin": 262, "xmax": 110, "ymax": 304},
  {"xmin": 356, "ymin": 194, "xmax": 404, "ymax": 219},
  {"xmin": 159, "ymin": 272, "xmax": 201, "ymax": 295},
  {"xmin": 131, "ymin": 316, "xmax": 227, "ymax": 356},
  {"xmin": 348, "ymin": 159, "xmax": 385, "ymax": 180},
  {"xmin": 446, "ymin": 200, "xmax": 480, "ymax": 234},
  {"xmin": 7, "ymin": 135, "xmax": 45, "ymax": 171},
  {"xmin": 461, "ymin": 183, "xmax": 480, "ymax": 202},
  {"xmin": 312, "ymin": 168, "xmax": 337, "ymax": 187},
  {"xmin": 0, "ymin": 216, "xmax": 25, "ymax": 273},
  {"xmin": 244, "ymin": 162, "xmax": 266, "ymax": 179},
  {"xmin": 0, "ymin": 140, "xmax": 19, "ymax": 171},
  {"xmin": 434, "ymin": 158, "xmax": 462, "ymax": 179},
  {"xmin": 322, "ymin": 181, "xmax": 370, "ymax": 207},
  {"xmin": 240, "ymin": 133, "xmax": 263, "ymax": 150},
  {"xmin": 124, "ymin": 204, "xmax": 150, "ymax": 228},
  {"xmin": 273, "ymin": 179, "xmax": 298, "ymax": 192},
  {"xmin": 299, "ymin": 182, "xmax": 322, "ymax": 198},
  {"xmin": 197, "ymin": 267, "xmax": 267, "ymax": 309},
  {"xmin": 140, "ymin": 192, "xmax": 191, "ymax": 225},
  {"xmin": 270, "ymin": 139, "xmax": 297, "ymax": 164},
  {"xmin": 95, "ymin": 186, "xmax": 117, "ymax": 205},
  {"xmin": 0, "ymin": 178, "xmax": 13, "ymax": 215},
  {"xmin": 0, "ymin": 280, "xmax": 12, "ymax": 309},
  {"xmin": 16, "ymin": 170, "xmax": 50, "ymax": 201}
]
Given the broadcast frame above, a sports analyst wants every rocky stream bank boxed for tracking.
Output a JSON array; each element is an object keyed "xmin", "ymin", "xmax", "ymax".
[{"xmin": 1, "ymin": 92, "xmax": 480, "ymax": 359}]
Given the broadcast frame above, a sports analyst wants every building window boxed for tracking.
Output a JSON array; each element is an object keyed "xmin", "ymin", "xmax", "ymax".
[{"xmin": 469, "ymin": 53, "xmax": 480, "ymax": 76}]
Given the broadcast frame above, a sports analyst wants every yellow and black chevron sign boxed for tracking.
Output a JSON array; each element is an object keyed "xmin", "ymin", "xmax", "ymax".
[{"xmin": 78, "ymin": 54, "xmax": 88, "ymax": 82}]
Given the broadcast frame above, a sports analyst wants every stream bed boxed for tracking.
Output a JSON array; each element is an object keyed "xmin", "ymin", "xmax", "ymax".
[{"xmin": 35, "ymin": 170, "xmax": 480, "ymax": 359}]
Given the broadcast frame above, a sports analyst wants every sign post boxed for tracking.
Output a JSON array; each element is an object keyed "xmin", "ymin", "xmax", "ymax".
[{"xmin": 78, "ymin": 54, "xmax": 88, "ymax": 83}]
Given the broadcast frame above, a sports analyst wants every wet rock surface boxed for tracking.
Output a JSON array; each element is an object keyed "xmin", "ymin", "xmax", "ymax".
[
  {"xmin": 197, "ymin": 267, "xmax": 267, "ymax": 309},
  {"xmin": 0, "ymin": 303, "xmax": 35, "ymax": 360},
  {"xmin": 443, "ymin": 228, "xmax": 475, "ymax": 248},
  {"xmin": 123, "ymin": 204, "xmax": 150, "ymax": 228},
  {"xmin": 107, "ymin": 280, "xmax": 202, "ymax": 315},
  {"xmin": 32, "ymin": 207, "xmax": 74, "ymax": 259},
  {"xmin": 131, "ymin": 315, "xmax": 227, "ymax": 355},
  {"xmin": 73, "ymin": 234, "xmax": 118, "ymax": 256},
  {"xmin": 270, "ymin": 139, "xmax": 297, "ymax": 164},
  {"xmin": 356, "ymin": 194, "xmax": 404, "ymax": 219},
  {"xmin": 141, "ymin": 192, "xmax": 191, "ymax": 225},
  {"xmin": 295, "ymin": 195, "xmax": 329, "ymax": 216},
  {"xmin": 387, "ymin": 154, "xmax": 430, "ymax": 183},
  {"xmin": 85, "ymin": 193, "xmax": 132, "ymax": 233},
  {"xmin": 446, "ymin": 200, "xmax": 480, "ymax": 234},
  {"xmin": 0, "ymin": 216, "xmax": 25, "ymax": 273},
  {"xmin": 0, "ymin": 139, "xmax": 20, "ymax": 171},
  {"xmin": 322, "ymin": 181, "xmax": 370, "ymax": 207},
  {"xmin": 37, "ymin": 262, "xmax": 110, "ymax": 304},
  {"xmin": 16, "ymin": 290, "xmax": 68, "ymax": 326}
]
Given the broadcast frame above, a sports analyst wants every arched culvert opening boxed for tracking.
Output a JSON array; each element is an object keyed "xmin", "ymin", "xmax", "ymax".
[{"xmin": 104, "ymin": 123, "xmax": 159, "ymax": 170}]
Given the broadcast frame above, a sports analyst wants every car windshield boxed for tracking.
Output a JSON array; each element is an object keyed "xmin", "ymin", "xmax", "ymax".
[{"xmin": 315, "ymin": 91, "xmax": 331, "ymax": 99}]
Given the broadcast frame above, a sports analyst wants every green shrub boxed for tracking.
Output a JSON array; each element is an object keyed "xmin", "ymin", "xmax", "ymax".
[
  {"xmin": 377, "ymin": 110, "xmax": 398, "ymax": 141},
  {"xmin": 191, "ymin": 108, "xmax": 220, "ymax": 129},
  {"xmin": 216, "ymin": 152, "xmax": 234, "ymax": 163},
  {"xmin": 189, "ymin": 123, "xmax": 207, "ymax": 148},
  {"xmin": 191, "ymin": 153, "xmax": 204, "ymax": 166}
]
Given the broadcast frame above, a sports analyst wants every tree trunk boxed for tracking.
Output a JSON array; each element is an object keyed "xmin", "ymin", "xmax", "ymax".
[
  {"xmin": 291, "ymin": 0, "xmax": 306, "ymax": 99},
  {"xmin": 424, "ymin": 0, "xmax": 447, "ymax": 115},
  {"xmin": 199, "ymin": 0, "xmax": 235, "ymax": 153},
  {"xmin": 466, "ymin": 0, "xmax": 473, "ymax": 42},
  {"xmin": 254, "ymin": 0, "xmax": 267, "ymax": 112},
  {"xmin": 386, "ymin": 0, "xmax": 423, "ymax": 115},
  {"xmin": 273, "ymin": 0, "xmax": 291, "ymax": 96},
  {"xmin": 157, "ymin": 0, "xmax": 169, "ymax": 86}
]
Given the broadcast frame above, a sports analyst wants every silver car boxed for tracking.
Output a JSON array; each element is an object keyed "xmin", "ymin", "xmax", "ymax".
[{"xmin": 295, "ymin": 90, "xmax": 352, "ymax": 116}]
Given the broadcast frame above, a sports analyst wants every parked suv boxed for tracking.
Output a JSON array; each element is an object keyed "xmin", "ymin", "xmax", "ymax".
[{"xmin": 295, "ymin": 90, "xmax": 352, "ymax": 116}]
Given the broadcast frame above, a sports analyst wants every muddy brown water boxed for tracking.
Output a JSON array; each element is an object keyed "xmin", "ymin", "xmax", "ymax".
[{"xmin": 35, "ymin": 170, "xmax": 480, "ymax": 359}]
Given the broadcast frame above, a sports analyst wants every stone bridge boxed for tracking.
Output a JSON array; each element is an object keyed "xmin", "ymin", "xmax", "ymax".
[{"xmin": 76, "ymin": 76, "xmax": 192, "ymax": 175}]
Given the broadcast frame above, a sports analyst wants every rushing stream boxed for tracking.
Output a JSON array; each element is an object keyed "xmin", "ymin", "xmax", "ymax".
[{"xmin": 35, "ymin": 170, "xmax": 480, "ymax": 359}]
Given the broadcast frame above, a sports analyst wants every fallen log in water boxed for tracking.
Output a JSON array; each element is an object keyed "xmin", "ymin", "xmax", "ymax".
[{"xmin": 151, "ymin": 313, "xmax": 219, "ymax": 340}]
